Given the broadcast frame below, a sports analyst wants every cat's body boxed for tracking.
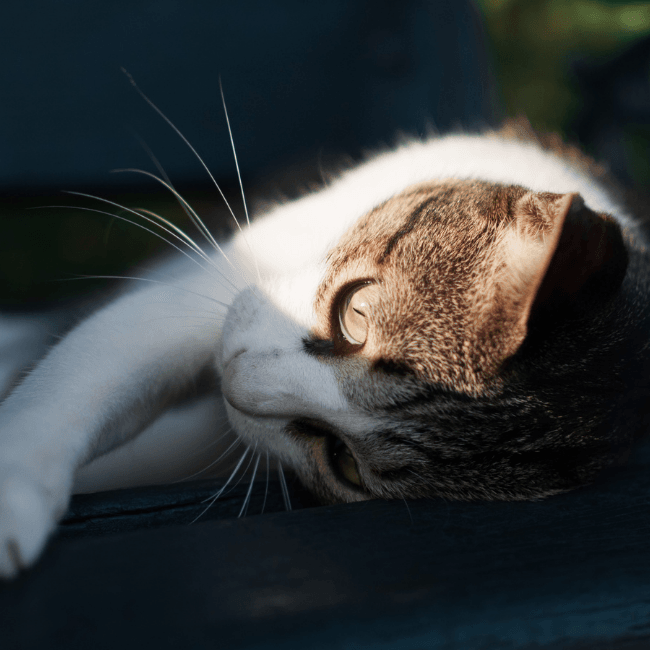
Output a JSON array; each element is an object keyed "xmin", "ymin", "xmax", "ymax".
[{"xmin": 1, "ymin": 121, "xmax": 649, "ymax": 578}]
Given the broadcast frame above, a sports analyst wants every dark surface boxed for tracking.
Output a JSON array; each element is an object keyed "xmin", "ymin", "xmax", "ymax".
[
  {"xmin": 2, "ymin": 438, "xmax": 650, "ymax": 649},
  {"xmin": 57, "ymin": 477, "xmax": 318, "ymax": 539}
]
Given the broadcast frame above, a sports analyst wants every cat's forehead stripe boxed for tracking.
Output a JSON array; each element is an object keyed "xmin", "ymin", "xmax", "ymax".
[{"xmin": 377, "ymin": 194, "xmax": 438, "ymax": 263}]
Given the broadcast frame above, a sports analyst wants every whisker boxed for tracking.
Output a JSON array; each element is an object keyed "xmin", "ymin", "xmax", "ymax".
[
  {"xmin": 238, "ymin": 452, "xmax": 261, "ymax": 518},
  {"xmin": 63, "ymin": 187, "xmax": 233, "ymax": 280},
  {"xmin": 136, "ymin": 317, "xmax": 225, "ymax": 332},
  {"xmin": 219, "ymin": 79, "xmax": 261, "ymax": 282},
  {"xmin": 138, "ymin": 206, "xmax": 236, "ymax": 276},
  {"xmin": 121, "ymin": 68, "xmax": 244, "ymax": 235},
  {"xmin": 64, "ymin": 274, "xmax": 230, "ymax": 309},
  {"xmin": 260, "ymin": 450, "xmax": 270, "ymax": 515},
  {"xmin": 133, "ymin": 133, "xmax": 200, "ymax": 227},
  {"xmin": 278, "ymin": 461, "xmax": 292, "ymax": 512},
  {"xmin": 134, "ymin": 303, "xmax": 227, "ymax": 325},
  {"xmin": 132, "ymin": 137, "xmax": 245, "ymax": 283},
  {"xmin": 134, "ymin": 134, "xmax": 174, "ymax": 186},
  {"xmin": 219, "ymin": 79, "xmax": 251, "ymax": 231},
  {"xmin": 63, "ymin": 191, "xmax": 211, "ymax": 262},
  {"xmin": 37, "ymin": 202, "xmax": 230, "ymax": 288},
  {"xmin": 219, "ymin": 441, "xmax": 259, "ymax": 498},
  {"xmin": 173, "ymin": 428, "xmax": 240, "ymax": 484},
  {"xmin": 190, "ymin": 446, "xmax": 251, "ymax": 524},
  {"xmin": 134, "ymin": 297, "xmax": 227, "ymax": 317},
  {"xmin": 200, "ymin": 441, "xmax": 259, "ymax": 502},
  {"xmin": 402, "ymin": 497, "xmax": 414, "ymax": 525},
  {"xmin": 109, "ymin": 169, "xmax": 236, "ymax": 273},
  {"xmin": 143, "ymin": 312, "xmax": 225, "ymax": 324},
  {"xmin": 137, "ymin": 207, "xmax": 243, "ymax": 295}
]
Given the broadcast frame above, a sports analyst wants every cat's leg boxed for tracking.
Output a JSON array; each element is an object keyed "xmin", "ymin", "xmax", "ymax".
[
  {"xmin": 73, "ymin": 392, "xmax": 234, "ymax": 493},
  {"xmin": 0, "ymin": 310, "xmax": 72, "ymax": 401},
  {"xmin": 0, "ymin": 268, "xmax": 228, "ymax": 578}
]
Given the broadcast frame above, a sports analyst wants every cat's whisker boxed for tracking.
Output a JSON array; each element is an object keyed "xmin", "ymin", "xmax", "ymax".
[
  {"xmin": 237, "ymin": 452, "xmax": 261, "ymax": 518},
  {"xmin": 131, "ymin": 136, "xmax": 252, "ymax": 289},
  {"xmin": 189, "ymin": 421, "xmax": 234, "ymax": 454},
  {"xmin": 180, "ymin": 410, "xmax": 232, "ymax": 444},
  {"xmin": 199, "ymin": 441, "xmax": 258, "ymax": 502},
  {"xmin": 219, "ymin": 78, "xmax": 261, "ymax": 283},
  {"xmin": 134, "ymin": 133, "xmax": 172, "ymax": 182},
  {"xmin": 136, "ymin": 201, "xmax": 255, "ymax": 299},
  {"xmin": 221, "ymin": 441, "xmax": 259, "ymax": 498},
  {"xmin": 143, "ymin": 313, "xmax": 225, "ymax": 326},
  {"xmin": 125, "ymin": 68, "xmax": 260, "ymax": 289},
  {"xmin": 65, "ymin": 274, "xmax": 230, "ymax": 309},
  {"xmin": 171, "ymin": 416, "xmax": 234, "ymax": 464},
  {"xmin": 218, "ymin": 80, "xmax": 251, "ymax": 231},
  {"xmin": 67, "ymin": 186, "xmax": 229, "ymax": 277},
  {"xmin": 133, "ymin": 133, "xmax": 201, "ymax": 227},
  {"xmin": 134, "ymin": 298, "xmax": 227, "ymax": 318},
  {"xmin": 401, "ymin": 497, "xmax": 414, "ymax": 525},
  {"xmin": 136, "ymin": 306, "xmax": 227, "ymax": 326},
  {"xmin": 109, "ymin": 169, "xmax": 237, "ymax": 273},
  {"xmin": 278, "ymin": 461, "xmax": 292, "ymax": 512},
  {"xmin": 260, "ymin": 450, "xmax": 270, "ymax": 515},
  {"xmin": 53, "ymin": 196, "xmax": 236, "ymax": 293},
  {"xmin": 121, "ymin": 69, "xmax": 245, "ymax": 238},
  {"xmin": 62, "ymin": 190, "xmax": 203, "ymax": 255},
  {"xmin": 191, "ymin": 446, "xmax": 251, "ymax": 524},
  {"xmin": 34, "ymin": 203, "xmax": 227, "ymax": 286},
  {"xmin": 136, "ymin": 206, "xmax": 235, "ymax": 278},
  {"xmin": 173, "ymin": 429, "xmax": 240, "ymax": 484}
]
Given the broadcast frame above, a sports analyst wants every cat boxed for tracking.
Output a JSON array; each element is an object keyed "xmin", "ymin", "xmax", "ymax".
[{"xmin": 0, "ymin": 116, "xmax": 648, "ymax": 580}]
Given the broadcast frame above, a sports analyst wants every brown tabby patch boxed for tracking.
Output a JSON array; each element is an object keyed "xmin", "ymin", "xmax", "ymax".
[{"xmin": 313, "ymin": 180, "xmax": 573, "ymax": 395}]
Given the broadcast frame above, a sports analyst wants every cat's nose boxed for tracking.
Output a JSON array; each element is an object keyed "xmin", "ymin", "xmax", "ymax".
[{"xmin": 222, "ymin": 349, "xmax": 346, "ymax": 419}]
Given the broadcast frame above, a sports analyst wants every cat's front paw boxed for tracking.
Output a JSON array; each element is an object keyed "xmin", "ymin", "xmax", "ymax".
[{"xmin": 0, "ymin": 467, "xmax": 69, "ymax": 579}]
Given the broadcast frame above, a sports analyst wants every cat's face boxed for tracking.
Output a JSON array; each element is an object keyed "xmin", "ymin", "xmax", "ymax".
[{"xmin": 219, "ymin": 179, "xmax": 630, "ymax": 503}]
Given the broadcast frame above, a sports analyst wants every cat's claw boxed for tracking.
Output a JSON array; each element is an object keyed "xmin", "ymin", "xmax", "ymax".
[{"xmin": 0, "ymin": 471, "xmax": 63, "ymax": 579}]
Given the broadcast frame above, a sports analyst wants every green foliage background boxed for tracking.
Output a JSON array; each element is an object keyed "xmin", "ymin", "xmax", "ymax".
[{"xmin": 476, "ymin": 0, "xmax": 650, "ymax": 133}]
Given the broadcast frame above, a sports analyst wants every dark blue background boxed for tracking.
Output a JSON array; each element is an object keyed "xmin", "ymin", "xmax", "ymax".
[{"xmin": 0, "ymin": 0, "xmax": 494, "ymax": 191}]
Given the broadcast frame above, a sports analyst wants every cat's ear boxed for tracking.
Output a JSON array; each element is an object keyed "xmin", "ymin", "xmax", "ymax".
[{"xmin": 496, "ymin": 191, "xmax": 628, "ymax": 358}]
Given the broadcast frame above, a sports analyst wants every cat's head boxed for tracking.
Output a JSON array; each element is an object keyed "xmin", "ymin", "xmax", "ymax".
[{"xmin": 219, "ymin": 179, "xmax": 632, "ymax": 503}]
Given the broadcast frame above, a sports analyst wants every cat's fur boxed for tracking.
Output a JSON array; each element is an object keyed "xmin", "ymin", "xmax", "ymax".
[{"xmin": 0, "ymin": 120, "xmax": 648, "ymax": 578}]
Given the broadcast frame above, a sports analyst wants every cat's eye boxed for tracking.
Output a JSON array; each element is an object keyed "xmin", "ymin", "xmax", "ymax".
[
  {"xmin": 338, "ymin": 282, "xmax": 378, "ymax": 346},
  {"xmin": 330, "ymin": 438, "xmax": 362, "ymax": 487}
]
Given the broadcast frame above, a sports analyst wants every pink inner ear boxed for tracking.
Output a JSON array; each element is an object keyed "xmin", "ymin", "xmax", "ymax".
[
  {"xmin": 513, "ymin": 192, "xmax": 574, "ymax": 242},
  {"xmin": 471, "ymin": 192, "xmax": 575, "ymax": 366},
  {"xmin": 533, "ymin": 195, "xmax": 628, "ymax": 310},
  {"xmin": 505, "ymin": 192, "xmax": 576, "ymax": 327},
  {"xmin": 493, "ymin": 191, "xmax": 627, "ymax": 363}
]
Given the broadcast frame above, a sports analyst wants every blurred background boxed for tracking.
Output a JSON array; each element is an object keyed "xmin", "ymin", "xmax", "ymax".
[
  {"xmin": 1, "ymin": 0, "xmax": 650, "ymax": 308},
  {"xmin": 477, "ymin": 0, "xmax": 650, "ymax": 185}
]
